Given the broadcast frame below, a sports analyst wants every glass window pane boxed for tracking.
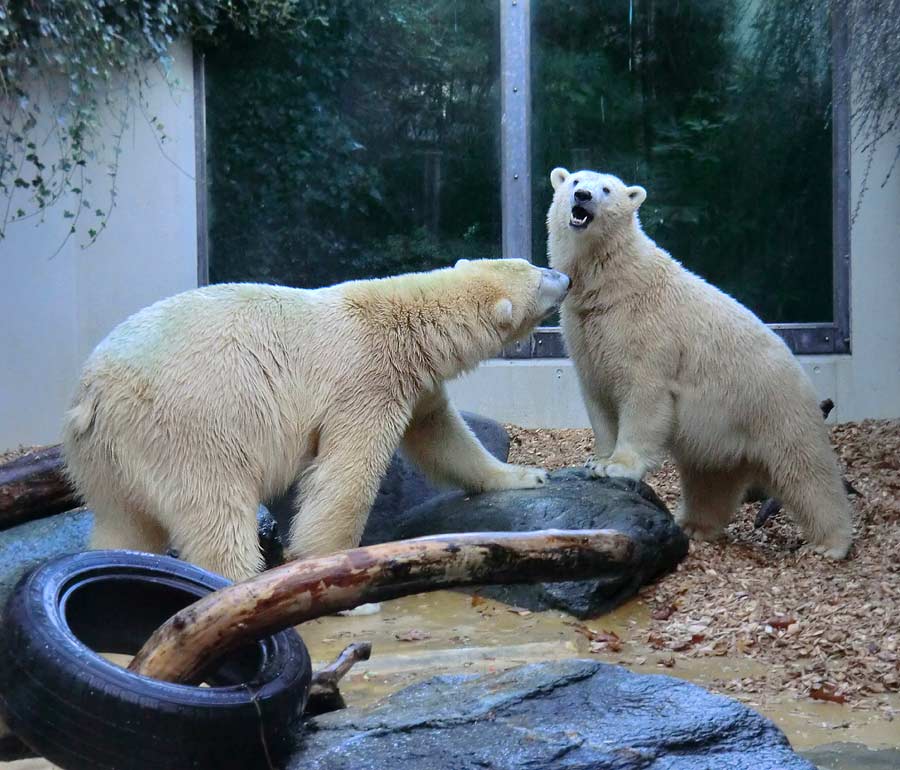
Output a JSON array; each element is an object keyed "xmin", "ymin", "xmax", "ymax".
[
  {"xmin": 532, "ymin": 0, "xmax": 834, "ymax": 323},
  {"xmin": 206, "ymin": 2, "xmax": 501, "ymax": 289}
]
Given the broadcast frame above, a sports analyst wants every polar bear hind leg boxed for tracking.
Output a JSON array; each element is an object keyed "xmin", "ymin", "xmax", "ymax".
[
  {"xmin": 676, "ymin": 465, "xmax": 751, "ymax": 542},
  {"xmin": 164, "ymin": 489, "xmax": 265, "ymax": 582},
  {"xmin": 90, "ymin": 498, "xmax": 169, "ymax": 554},
  {"xmin": 765, "ymin": 454, "xmax": 852, "ymax": 559}
]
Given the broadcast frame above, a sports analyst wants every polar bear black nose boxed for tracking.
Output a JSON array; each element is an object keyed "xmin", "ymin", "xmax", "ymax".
[{"xmin": 574, "ymin": 189, "xmax": 592, "ymax": 202}]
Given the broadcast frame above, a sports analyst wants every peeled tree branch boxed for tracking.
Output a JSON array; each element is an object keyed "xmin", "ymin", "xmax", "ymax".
[
  {"xmin": 0, "ymin": 445, "xmax": 79, "ymax": 528},
  {"xmin": 129, "ymin": 530, "xmax": 634, "ymax": 684}
]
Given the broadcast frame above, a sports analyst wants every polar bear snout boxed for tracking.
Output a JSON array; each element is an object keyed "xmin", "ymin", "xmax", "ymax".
[
  {"xmin": 569, "ymin": 188, "xmax": 597, "ymax": 229},
  {"xmin": 538, "ymin": 267, "xmax": 571, "ymax": 313}
]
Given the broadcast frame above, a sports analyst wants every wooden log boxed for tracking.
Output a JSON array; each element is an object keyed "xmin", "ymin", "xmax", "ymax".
[
  {"xmin": 0, "ymin": 444, "xmax": 79, "ymax": 529},
  {"xmin": 129, "ymin": 529, "xmax": 634, "ymax": 684},
  {"xmin": 0, "ymin": 733, "xmax": 36, "ymax": 763},
  {"xmin": 306, "ymin": 641, "xmax": 372, "ymax": 715}
]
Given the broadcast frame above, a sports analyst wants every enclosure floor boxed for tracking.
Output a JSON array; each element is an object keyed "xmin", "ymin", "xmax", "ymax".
[
  {"xmin": 2, "ymin": 419, "xmax": 897, "ymax": 768},
  {"xmin": 506, "ymin": 419, "xmax": 900, "ymax": 714}
]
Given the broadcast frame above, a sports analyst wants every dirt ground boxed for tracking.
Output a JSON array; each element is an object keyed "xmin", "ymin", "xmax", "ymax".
[{"xmin": 507, "ymin": 419, "xmax": 900, "ymax": 715}]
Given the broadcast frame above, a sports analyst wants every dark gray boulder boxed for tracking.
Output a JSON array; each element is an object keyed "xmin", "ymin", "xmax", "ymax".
[
  {"xmin": 0, "ymin": 508, "xmax": 92, "ymax": 606},
  {"xmin": 364, "ymin": 467, "xmax": 688, "ymax": 618},
  {"xmin": 290, "ymin": 659, "xmax": 815, "ymax": 770},
  {"xmin": 266, "ymin": 412, "xmax": 510, "ymax": 545}
]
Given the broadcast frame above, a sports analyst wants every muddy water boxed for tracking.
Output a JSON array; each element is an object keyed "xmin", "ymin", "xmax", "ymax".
[
  {"xmin": 299, "ymin": 591, "xmax": 900, "ymax": 751},
  {"xmin": 3, "ymin": 591, "xmax": 897, "ymax": 769}
]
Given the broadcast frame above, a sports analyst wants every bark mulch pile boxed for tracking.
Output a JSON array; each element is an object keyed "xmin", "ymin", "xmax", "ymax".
[{"xmin": 508, "ymin": 419, "xmax": 900, "ymax": 716}]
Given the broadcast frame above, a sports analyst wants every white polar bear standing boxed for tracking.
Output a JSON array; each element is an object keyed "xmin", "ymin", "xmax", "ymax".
[
  {"xmin": 63, "ymin": 259, "xmax": 570, "ymax": 580},
  {"xmin": 547, "ymin": 167, "xmax": 852, "ymax": 559}
]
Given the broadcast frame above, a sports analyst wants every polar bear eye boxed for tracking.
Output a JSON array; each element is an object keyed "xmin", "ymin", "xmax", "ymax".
[
  {"xmin": 572, "ymin": 179, "xmax": 579, "ymax": 185},
  {"xmin": 603, "ymin": 186, "xmax": 610, "ymax": 194}
]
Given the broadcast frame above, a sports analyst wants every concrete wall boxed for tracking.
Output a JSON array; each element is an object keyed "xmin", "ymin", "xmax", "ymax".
[
  {"xmin": 0, "ymin": 41, "xmax": 198, "ymax": 448},
  {"xmin": 448, "ymin": 123, "xmax": 900, "ymax": 427}
]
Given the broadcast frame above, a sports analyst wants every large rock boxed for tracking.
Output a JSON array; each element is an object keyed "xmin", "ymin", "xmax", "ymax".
[
  {"xmin": 266, "ymin": 412, "xmax": 510, "ymax": 543},
  {"xmin": 290, "ymin": 659, "xmax": 815, "ymax": 770},
  {"xmin": 364, "ymin": 467, "xmax": 688, "ymax": 618},
  {"xmin": 0, "ymin": 508, "xmax": 91, "ymax": 606}
]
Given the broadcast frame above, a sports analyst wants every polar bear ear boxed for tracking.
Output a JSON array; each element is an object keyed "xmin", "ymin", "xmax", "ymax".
[
  {"xmin": 455, "ymin": 258, "xmax": 471, "ymax": 268},
  {"xmin": 626, "ymin": 185, "xmax": 647, "ymax": 208},
  {"xmin": 492, "ymin": 298, "xmax": 514, "ymax": 326},
  {"xmin": 550, "ymin": 167, "xmax": 570, "ymax": 190}
]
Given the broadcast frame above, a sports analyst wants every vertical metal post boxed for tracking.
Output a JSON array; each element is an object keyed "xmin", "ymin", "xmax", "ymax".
[
  {"xmin": 193, "ymin": 47, "xmax": 209, "ymax": 287},
  {"xmin": 500, "ymin": 0, "xmax": 532, "ymax": 262},
  {"xmin": 831, "ymin": 10, "xmax": 851, "ymax": 354}
]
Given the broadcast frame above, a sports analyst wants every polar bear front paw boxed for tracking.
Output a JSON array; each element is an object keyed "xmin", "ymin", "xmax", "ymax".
[
  {"xmin": 484, "ymin": 464, "xmax": 548, "ymax": 491},
  {"xmin": 808, "ymin": 537, "xmax": 851, "ymax": 560},
  {"xmin": 598, "ymin": 450, "xmax": 647, "ymax": 482},
  {"xmin": 674, "ymin": 509, "xmax": 725, "ymax": 542},
  {"xmin": 584, "ymin": 456, "xmax": 611, "ymax": 478},
  {"xmin": 679, "ymin": 522, "xmax": 725, "ymax": 542}
]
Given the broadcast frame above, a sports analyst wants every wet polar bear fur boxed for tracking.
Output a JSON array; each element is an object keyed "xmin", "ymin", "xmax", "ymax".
[
  {"xmin": 547, "ymin": 167, "xmax": 852, "ymax": 559},
  {"xmin": 63, "ymin": 259, "xmax": 571, "ymax": 581}
]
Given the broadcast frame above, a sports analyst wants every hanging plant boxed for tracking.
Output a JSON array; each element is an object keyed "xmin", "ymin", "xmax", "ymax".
[
  {"xmin": 0, "ymin": 0, "xmax": 301, "ymax": 247},
  {"xmin": 832, "ymin": 0, "xmax": 900, "ymax": 218}
]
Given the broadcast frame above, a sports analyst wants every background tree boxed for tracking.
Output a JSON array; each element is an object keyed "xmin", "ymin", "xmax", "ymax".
[{"xmin": 206, "ymin": 0, "xmax": 501, "ymax": 288}]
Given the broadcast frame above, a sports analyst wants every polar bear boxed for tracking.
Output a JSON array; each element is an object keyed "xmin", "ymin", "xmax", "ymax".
[
  {"xmin": 547, "ymin": 167, "xmax": 852, "ymax": 559},
  {"xmin": 63, "ymin": 259, "xmax": 570, "ymax": 580}
]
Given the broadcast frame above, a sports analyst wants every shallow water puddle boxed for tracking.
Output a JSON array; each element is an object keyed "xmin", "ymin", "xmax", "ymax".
[{"xmin": 300, "ymin": 590, "xmax": 900, "ymax": 751}]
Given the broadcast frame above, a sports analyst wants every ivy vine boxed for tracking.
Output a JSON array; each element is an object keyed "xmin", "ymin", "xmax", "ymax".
[
  {"xmin": 832, "ymin": 0, "xmax": 900, "ymax": 220},
  {"xmin": 0, "ymin": 0, "xmax": 300, "ymax": 247}
]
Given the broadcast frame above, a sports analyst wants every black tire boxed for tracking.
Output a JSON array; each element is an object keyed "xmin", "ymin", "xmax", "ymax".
[{"xmin": 0, "ymin": 550, "xmax": 311, "ymax": 770}]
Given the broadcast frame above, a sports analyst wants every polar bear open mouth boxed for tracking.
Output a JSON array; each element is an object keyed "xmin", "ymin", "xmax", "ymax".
[{"xmin": 569, "ymin": 205, "xmax": 594, "ymax": 229}]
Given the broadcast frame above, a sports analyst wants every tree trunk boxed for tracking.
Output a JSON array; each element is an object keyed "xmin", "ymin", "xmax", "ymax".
[
  {"xmin": 0, "ymin": 445, "xmax": 79, "ymax": 529},
  {"xmin": 129, "ymin": 529, "xmax": 635, "ymax": 684}
]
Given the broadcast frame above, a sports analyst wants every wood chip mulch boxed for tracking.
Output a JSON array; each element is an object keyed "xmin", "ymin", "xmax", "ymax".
[{"xmin": 507, "ymin": 419, "xmax": 900, "ymax": 715}]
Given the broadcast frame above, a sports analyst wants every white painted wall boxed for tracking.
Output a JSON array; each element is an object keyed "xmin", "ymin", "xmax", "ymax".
[
  {"xmin": 448, "ymin": 123, "xmax": 900, "ymax": 427},
  {"xmin": 0, "ymin": 41, "xmax": 198, "ymax": 448}
]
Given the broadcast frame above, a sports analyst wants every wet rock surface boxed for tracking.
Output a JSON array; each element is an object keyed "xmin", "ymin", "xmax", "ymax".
[
  {"xmin": 366, "ymin": 467, "xmax": 688, "ymax": 618},
  {"xmin": 291, "ymin": 659, "xmax": 815, "ymax": 770},
  {"xmin": 0, "ymin": 508, "xmax": 91, "ymax": 605}
]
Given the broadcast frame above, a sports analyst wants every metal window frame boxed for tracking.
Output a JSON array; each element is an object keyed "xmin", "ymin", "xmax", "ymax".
[
  {"xmin": 194, "ymin": 48, "xmax": 210, "ymax": 287},
  {"xmin": 498, "ymin": 0, "xmax": 851, "ymax": 358}
]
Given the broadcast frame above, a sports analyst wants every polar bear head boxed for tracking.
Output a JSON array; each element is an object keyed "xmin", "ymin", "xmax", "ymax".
[
  {"xmin": 452, "ymin": 258, "xmax": 570, "ymax": 342},
  {"xmin": 546, "ymin": 168, "xmax": 647, "ymax": 280},
  {"xmin": 548, "ymin": 168, "xmax": 646, "ymax": 237},
  {"xmin": 345, "ymin": 258, "xmax": 569, "ymax": 380}
]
